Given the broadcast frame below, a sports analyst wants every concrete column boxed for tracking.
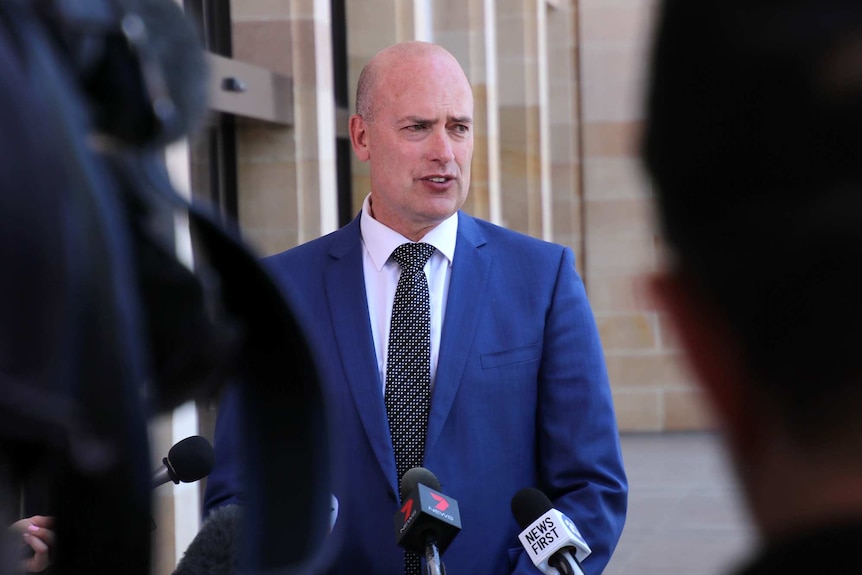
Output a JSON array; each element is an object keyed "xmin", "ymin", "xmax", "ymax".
[
  {"xmin": 291, "ymin": 0, "xmax": 338, "ymax": 240},
  {"xmin": 232, "ymin": 0, "xmax": 337, "ymax": 255},
  {"xmin": 578, "ymin": 0, "xmax": 708, "ymax": 431},
  {"xmin": 495, "ymin": 0, "xmax": 546, "ymax": 238},
  {"xmin": 432, "ymin": 0, "xmax": 501, "ymax": 223},
  {"xmin": 546, "ymin": 1, "xmax": 583, "ymax": 268},
  {"xmin": 346, "ymin": 0, "xmax": 430, "ymax": 207}
]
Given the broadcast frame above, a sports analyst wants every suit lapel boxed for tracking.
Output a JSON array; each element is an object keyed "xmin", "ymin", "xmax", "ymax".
[
  {"xmin": 323, "ymin": 218, "xmax": 398, "ymax": 493},
  {"xmin": 425, "ymin": 213, "xmax": 491, "ymax": 455}
]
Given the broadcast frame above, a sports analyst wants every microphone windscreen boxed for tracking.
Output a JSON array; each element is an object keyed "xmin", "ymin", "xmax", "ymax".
[
  {"xmin": 168, "ymin": 435, "xmax": 215, "ymax": 483},
  {"xmin": 399, "ymin": 467, "xmax": 441, "ymax": 502},
  {"xmin": 511, "ymin": 487, "xmax": 553, "ymax": 530},
  {"xmin": 173, "ymin": 504, "xmax": 242, "ymax": 575}
]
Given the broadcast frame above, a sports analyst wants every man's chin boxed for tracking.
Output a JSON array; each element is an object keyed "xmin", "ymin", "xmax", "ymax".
[{"xmin": 421, "ymin": 192, "xmax": 465, "ymax": 217}]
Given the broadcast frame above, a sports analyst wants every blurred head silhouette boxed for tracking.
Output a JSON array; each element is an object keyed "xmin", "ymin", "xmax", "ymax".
[{"xmin": 643, "ymin": 0, "xmax": 862, "ymax": 569}]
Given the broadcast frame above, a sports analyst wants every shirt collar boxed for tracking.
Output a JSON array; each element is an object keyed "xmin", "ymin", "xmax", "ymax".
[{"xmin": 360, "ymin": 194, "xmax": 458, "ymax": 271}]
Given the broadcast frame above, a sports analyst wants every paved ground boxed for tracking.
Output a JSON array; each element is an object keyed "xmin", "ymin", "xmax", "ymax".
[{"xmin": 603, "ymin": 432, "xmax": 757, "ymax": 575}]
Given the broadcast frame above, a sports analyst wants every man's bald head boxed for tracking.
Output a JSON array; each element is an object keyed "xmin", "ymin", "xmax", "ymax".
[
  {"xmin": 347, "ymin": 40, "xmax": 474, "ymax": 240},
  {"xmin": 355, "ymin": 41, "xmax": 469, "ymax": 123}
]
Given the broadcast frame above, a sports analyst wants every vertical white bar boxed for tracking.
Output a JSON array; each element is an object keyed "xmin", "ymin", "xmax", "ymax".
[
  {"xmin": 164, "ymin": 1, "xmax": 201, "ymax": 568},
  {"xmin": 164, "ymin": 136, "xmax": 201, "ymax": 565},
  {"xmin": 537, "ymin": 2, "xmax": 553, "ymax": 241},
  {"xmin": 415, "ymin": 0, "xmax": 433, "ymax": 42},
  {"xmin": 314, "ymin": 0, "xmax": 339, "ymax": 235},
  {"xmin": 484, "ymin": 0, "xmax": 502, "ymax": 225},
  {"xmin": 171, "ymin": 401, "xmax": 202, "ymax": 565},
  {"xmin": 165, "ymin": 139, "xmax": 195, "ymax": 269}
]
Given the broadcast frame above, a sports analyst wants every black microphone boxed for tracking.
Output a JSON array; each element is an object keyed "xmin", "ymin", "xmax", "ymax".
[
  {"xmin": 511, "ymin": 488, "xmax": 591, "ymax": 575},
  {"xmin": 394, "ymin": 467, "xmax": 461, "ymax": 575},
  {"xmin": 152, "ymin": 435, "xmax": 215, "ymax": 489}
]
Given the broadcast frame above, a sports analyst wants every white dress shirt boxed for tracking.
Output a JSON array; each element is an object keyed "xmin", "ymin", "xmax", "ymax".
[{"xmin": 359, "ymin": 194, "xmax": 457, "ymax": 394}]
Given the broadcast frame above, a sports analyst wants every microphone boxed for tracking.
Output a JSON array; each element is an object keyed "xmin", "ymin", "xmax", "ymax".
[
  {"xmin": 172, "ymin": 504, "xmax": 243, "ymax": 575},
  {"xmin": 152, "ymin": 435, "xmax": 215, "ymax": 489},
  {"xmin": 511, "ymin": 488, "xmax": 591, "ymax": 575},
  {"xmin": 394, "ymin": 467, "xmax": 461, "ymax": 575}
]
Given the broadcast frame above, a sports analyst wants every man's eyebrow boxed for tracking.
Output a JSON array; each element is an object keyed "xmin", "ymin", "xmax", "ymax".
[
  {"xmin": 449, "ymin": 116, "xmax": 473, "ymax": 124},
  {"xmin": 396, "ymin": 115, "xmax": 473, "ymax": 124},
  {"xmin": 398, "ymin": 116, "xmax": 435, "ymax": 124}
]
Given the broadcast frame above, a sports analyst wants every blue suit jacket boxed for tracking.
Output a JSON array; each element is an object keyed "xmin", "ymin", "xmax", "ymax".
[{"xmin": 204, "ymin": 212, "xmax": 627, "ymax": 574}]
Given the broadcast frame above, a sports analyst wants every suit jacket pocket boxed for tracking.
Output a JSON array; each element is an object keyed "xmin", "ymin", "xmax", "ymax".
[{"xmin": 480, "ymin": 343, "xmax": 541, "ymax": 369}]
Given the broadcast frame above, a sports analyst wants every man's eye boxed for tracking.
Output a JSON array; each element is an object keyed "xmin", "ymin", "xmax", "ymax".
[
  {"xmin": 452, "ymin": 124, "xmax": 470, "ymax": 134},
  {"xmin": 406, "ymin": 124, "xmax": 427, "ymax": 132}
]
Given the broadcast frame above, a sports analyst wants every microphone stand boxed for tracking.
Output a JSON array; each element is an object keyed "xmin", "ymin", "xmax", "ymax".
[
  {"xmin": 549, "ymin": 549, "xmax": 585, "ymax": 575},
  {"xmin": 423, "ymin": 537, "xmax": 446, "ymax": 575}
]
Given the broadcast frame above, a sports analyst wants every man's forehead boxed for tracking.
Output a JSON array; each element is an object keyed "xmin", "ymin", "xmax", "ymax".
[
  {"xmin": 380, "ymin": 83, "xmax": 473, "ymax": 120},
  {"xmin": 368, "ymin": 50, "xmax": 473, "ymax": 119},
  {"xmin": 379, "ymin": 50, "xmax": 469, "ymax": 88},
  {"xmin": 386, "ymin": 97, "xmax": 472, "ymax": 119}
]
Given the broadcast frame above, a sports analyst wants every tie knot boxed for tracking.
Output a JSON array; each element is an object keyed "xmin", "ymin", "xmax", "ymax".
[{"xmin": 391, "ymin": 243, "xmax": 436, "ymax": 274}]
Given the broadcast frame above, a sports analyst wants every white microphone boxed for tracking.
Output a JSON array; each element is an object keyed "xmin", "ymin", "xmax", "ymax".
[{"xmin": 511, "ymin": 487, "xmax": 591, "ymax": 575}]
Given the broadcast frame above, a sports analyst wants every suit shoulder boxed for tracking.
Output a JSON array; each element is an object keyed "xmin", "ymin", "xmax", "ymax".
[
  {"xmin": 262, "ymin": 226, "xmax": 347, "ymax": 269},
  {"xmin": 468, "ymin": 216, "xmax": 570, "ymax": 259}
]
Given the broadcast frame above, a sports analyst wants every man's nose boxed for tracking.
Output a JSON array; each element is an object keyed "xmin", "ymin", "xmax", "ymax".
[{"xmin": 426, "ymin": 128, "xmax": 455, "ymax": 164}]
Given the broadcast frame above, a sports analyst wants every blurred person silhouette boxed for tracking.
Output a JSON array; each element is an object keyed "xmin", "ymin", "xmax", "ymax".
[
  {"xmin": 643, "ymin": 0, "xmax": 862, "ymax": 573},
  {"xmin": 0, "ymin": 0, "xmax": 329, "ymax": 574}
]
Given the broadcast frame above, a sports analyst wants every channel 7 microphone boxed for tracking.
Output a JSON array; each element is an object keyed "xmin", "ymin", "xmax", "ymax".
[
  {"xmin": 394, "ymin": 467, "xmax": 461, "ymax": 575},
  {"xmin": 152, "ymin": 435, "xmax": 215, "ymax": 489},
  {"xmin": 511, "ymin": 487, "xmax": 591, "ymax": 575}
]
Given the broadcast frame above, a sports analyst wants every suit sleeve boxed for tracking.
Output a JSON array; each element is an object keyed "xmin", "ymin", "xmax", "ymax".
[{"xmin": 512, "ymin": 247, "xmax": 628, "ymax": 575}]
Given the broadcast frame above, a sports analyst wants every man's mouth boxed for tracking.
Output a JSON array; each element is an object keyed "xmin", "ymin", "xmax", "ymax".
[{"xmin": 424, "ymin": 176, "xmax": 452, "ymax": 183}]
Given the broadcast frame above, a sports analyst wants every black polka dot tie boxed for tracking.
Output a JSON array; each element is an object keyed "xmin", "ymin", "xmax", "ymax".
[{"xmin": 385, "ymin": 242, "xmax": 436, "ymax": 575}]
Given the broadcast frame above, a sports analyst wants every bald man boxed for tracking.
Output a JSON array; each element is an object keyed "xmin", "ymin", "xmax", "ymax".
[{"xmin": 205, "ymin": 41, "xmax": 626, "ymax": 575}]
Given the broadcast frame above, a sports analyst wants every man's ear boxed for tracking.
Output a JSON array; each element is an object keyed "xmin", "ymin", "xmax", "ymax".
[
  {"xmin": 651, "ymin": 269, "xmax": 761, "ymax": 457},
  {"xmin": 349, "ymin": 114, "xmax": 370, "ymax": 162}
]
